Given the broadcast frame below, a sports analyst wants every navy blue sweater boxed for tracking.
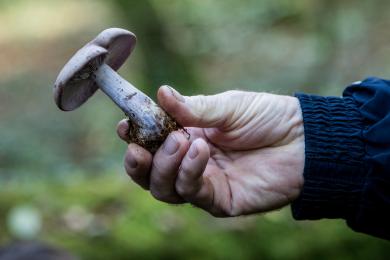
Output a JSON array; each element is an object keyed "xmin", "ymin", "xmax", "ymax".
[{"xmin": 292, "ymin": 77, "xmax": 390, "ymax": 240}]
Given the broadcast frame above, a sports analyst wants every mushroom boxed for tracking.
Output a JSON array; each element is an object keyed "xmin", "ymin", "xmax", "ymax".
[{"xmin": 54, "ymin": 28, "xmax": 180, "ymax": 153}]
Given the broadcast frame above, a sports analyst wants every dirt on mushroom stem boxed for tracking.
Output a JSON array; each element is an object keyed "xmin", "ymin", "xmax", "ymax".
[{"xmin": 126, "ymin": 110, "xmax": 187, "ymax": 153}]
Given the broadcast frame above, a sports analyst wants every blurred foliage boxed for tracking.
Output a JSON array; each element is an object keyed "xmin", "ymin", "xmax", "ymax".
[
  {"xmin": 1, "ymin": 176, "xmax": 389, "ymax": 260},
  {"xmin": 0, "ymin": 0, "xmax": 389, "ymax": 259}
]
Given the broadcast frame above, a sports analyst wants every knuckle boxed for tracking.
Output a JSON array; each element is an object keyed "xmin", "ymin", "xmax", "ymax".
[
  {"xmin": 225, "ymin": 90, "xmax": 257, "ymax": 103},
  {"xmin": 151, "ymin": 157, "xmax": 171, "ymax": 177},
  {"xmin": 176, "ymin": 176, "xmax": 202, "ymax": 199},
  {"xmin": 150, "ymin": 188, "xmax": 182, "ymax": 204},
  {"xmin": 175, "ymin": 184, "xmax": 193, "ymax": 198},
  {"xmin": 179, "ymin": 163, "xmax": 194, "ymax": 178},
  {"xmin": 151, "ymin": 165, "xmax": 177, "ymax": 188},
  {"xmin": 224, "ymin": 90, "xmax": 247, "ymax": 102},
  {"xmin": 150, "ymin": 188, "xmax": 164, "ymax": 200},
  {"xmin": 150, "ymin": 174, "xmax": 167, "ymax": 188},
  {"xmin": 192, "ymin": 95, "xmax": 209, "ymax": 118},
  {"xmin": 225, "ymin": 90, "xmax": 243, "ymax": 97},
  {"xmin": 150, "ymin": 187, "xmax": 170, "ymax": 201}
]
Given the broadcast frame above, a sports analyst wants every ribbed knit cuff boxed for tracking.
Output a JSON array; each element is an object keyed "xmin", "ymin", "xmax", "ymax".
[{"xmin": 292, "ymin": 93, "xmax": 367, "ymax": 220}]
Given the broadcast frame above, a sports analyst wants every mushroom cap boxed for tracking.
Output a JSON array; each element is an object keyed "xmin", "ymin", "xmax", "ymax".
[{"xmin": 54, "ymin": 28, "xmax": 136, "ymax": 111}]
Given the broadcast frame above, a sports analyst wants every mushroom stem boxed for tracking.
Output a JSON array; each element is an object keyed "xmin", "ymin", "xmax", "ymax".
[
  {"xmin": 93, "ymin": 63, "xmax": 179, "ymax": 152},
  {"xmin": 94, "ymin": 63, "xmax": 146, "ymax": 118}
]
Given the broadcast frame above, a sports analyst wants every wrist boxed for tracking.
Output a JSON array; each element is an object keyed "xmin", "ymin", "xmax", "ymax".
[
  {"xmin": 277, "ymin": 95, "xmax": 305, "ymax": 202},
  {"xmin": 288, "ymin": 97, "xmax": 305, "ymax": 200}
]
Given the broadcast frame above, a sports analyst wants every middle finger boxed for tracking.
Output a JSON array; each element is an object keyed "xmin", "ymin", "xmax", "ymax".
[{"xmin": 150, "ymin": 131, "xmax": 190, "ymax": 204}]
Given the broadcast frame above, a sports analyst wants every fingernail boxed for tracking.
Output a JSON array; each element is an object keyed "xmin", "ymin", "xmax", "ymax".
[
  {"xmin": 166, "ymin": 86, "xmax": 185, "ymax": 103},
  {"xmin": 163, "ymin": 133, "xmax": 180, "ymax": 155},
  {"xmin": 188, "ymin": 142, "xmax": 199, "ymax": 159},
  {"xmin": 127, "ymin": 155, "xmax": 138, "ymax": 168}
]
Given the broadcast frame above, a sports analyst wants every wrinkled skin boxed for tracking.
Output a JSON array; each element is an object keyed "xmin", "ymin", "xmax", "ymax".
[{"xmin": 117, "ymin": 86, "xmax": 305, "ymax": 217}]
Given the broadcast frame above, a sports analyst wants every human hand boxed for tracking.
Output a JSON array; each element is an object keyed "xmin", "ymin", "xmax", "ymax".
[{"xmin": 117, "ymin": 86, "xmax": 305, "ymax": 217}]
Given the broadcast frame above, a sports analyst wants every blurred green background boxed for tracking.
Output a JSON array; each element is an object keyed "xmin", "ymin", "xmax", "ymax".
[{"xmin": 0, "ymin": 0, "xmax": 389, "ymax": 259}]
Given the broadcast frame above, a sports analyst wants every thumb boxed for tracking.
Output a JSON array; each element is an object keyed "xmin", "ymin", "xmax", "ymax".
[{"xmin": 157, "ymin": 85, "xmax": 233, "ymax": 128}]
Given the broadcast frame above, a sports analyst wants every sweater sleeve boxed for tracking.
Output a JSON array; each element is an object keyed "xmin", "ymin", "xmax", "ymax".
[{"xmin": 291, "ymin": 77, "xmax": 390, "ymax": 240}]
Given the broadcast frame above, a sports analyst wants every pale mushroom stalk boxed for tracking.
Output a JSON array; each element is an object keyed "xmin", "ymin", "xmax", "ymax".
[
  {"xmin": 94, "ymin": 63, "xmax": 169, "ymax": 144},
  {"xmin": 54, "ymin": 28, "xmax": 180, "ymax": 153},
  {"xmin": 94, "ymin": 63, "xmax": 147, "ymax": 119}
]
